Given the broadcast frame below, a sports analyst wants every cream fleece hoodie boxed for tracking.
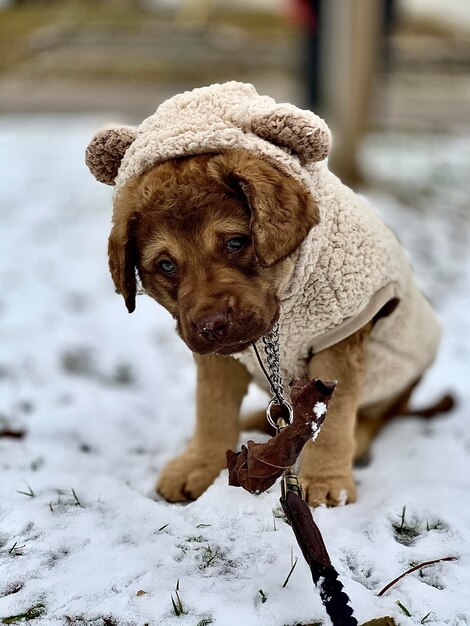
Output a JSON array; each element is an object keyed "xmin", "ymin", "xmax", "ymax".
[
  {"xmin": 85, "ymin": 82, "xmax": 441, "ymax": 407},
  {"xmin": 236, "ymin": 166, "xmax": 440, "ymax": 406}
]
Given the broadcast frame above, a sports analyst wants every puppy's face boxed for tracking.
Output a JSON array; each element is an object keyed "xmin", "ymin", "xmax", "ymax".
[
  {"xmin": 109, "ymin": 150, "xmax": 319, "ymax": 355},
  {"xmin": 136, "ymin": 190, "xmax": 284, "ymax": 355}
]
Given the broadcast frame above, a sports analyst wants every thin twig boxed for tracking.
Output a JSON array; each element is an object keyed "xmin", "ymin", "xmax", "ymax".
[
  {"xmin": 71, "ymin": 488, "xmax": 83, "ymax": 507},
  {"xmin": 0, "ymin": 429, "xmax": 26, "ymax": 439},
  {"xmin": 396, "ymin": 600, "xmax": 412, "ymax": 617},
  {"xmin": 377, "ymin": 556, "xmax": 458, "ymax": 596},
  {"xmin": 17, "ymin": 482, "xmax": 35, "ymax": 497},
  {"xmin": 282, "ymin": 558, "xmax": 298, "ymax": 588},
  {"xmin": 258, "ymin": 589, "xmax": 268, "ymax": 604}
]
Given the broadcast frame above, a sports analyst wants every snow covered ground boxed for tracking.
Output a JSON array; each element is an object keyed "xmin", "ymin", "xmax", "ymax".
[{"xmin": 0, "ymin": 117, "xmax": 469, "ymax": 625}]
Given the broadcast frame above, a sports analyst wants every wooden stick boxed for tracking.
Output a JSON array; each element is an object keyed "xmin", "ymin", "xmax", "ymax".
[{"xmin": 377, "ymin": 556, "xmax": 458, "ymax": 596}]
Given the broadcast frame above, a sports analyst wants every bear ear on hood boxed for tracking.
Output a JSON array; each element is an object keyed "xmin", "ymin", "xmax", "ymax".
[
  {"xmin": 85, "ymin": 127, "xmax": 136, "ymax": 185},
  {"xmin": 250, "ymin": 105, "xmax": 331, "ymax": 164}
]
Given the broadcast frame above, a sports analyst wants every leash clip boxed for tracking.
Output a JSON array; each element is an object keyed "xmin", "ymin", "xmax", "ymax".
[
  {"xmin": 281, "ymin": 468, "xmax": 304, "ymax": 501},
  {"xmin": 266, "ymin": 398, "xmax": 294, "ymax": 430}
]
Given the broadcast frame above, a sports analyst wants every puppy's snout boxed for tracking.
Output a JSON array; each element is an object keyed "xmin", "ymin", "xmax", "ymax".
[{"xmin": 196, "ymin": 311, "xmax": 229, "ymax": 342}]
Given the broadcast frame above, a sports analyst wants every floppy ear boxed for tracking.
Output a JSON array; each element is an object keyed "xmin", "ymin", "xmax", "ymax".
[
  {"xmin": 251, "ymin": 104, "xmax": 331, "ymax": 164},
  {"xmin": 210, "ymin": 152, "xmax": 319, "ymax": 267},
  {"xmin": 85, "ymin": 126, "xmax": 136, "ymax": 185},
  {"xmin": 108, "ymin": 214, "xmax": 138, "ymax": 313}
]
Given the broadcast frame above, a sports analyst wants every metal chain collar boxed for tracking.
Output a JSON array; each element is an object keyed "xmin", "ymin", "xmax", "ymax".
[{"xmin": 261, "ymin": 322, "xmax": 294, "ymax": 429}]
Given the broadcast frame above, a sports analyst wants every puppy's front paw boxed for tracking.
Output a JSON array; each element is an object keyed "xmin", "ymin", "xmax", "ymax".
[
  {"xmin": 156, "ymin": 449, "xmax": 225, "ymax": 502},
  {"xmin": 299, "ymin": 472, "xmax": 357, "ymax": 508}
]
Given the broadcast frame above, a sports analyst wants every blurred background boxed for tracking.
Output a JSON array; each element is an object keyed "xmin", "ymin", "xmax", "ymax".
[{"xmin": 2, "ymin": 0, "xmax": 470, "ymax": 181}]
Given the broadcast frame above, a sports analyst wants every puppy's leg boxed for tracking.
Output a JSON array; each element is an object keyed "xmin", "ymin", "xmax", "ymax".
[
  {"xmin": 299, "ymin": 323, "xmax": 372, "ymax": 507},
  {"xmin": 157, "ymin": 354, "xmax": 250, "ymax": 502}
]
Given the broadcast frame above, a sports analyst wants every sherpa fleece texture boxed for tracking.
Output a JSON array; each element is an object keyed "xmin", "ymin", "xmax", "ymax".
[
  {"xmin": 237, "ymin": 171, "xmax": 441, "ymax": 407},
  {"xmin": 86, "ymin": 81, "xmax": 441, "ymax": 407}
]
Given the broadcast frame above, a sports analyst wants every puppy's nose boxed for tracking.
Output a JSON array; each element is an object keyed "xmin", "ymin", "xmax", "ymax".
[{"xmin": 196, "ymin": 311, "xmax": 229, "ymax": 342}]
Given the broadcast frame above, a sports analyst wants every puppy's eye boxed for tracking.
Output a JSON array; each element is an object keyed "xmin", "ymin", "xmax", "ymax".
[
  {"xmin": 158, "ymin": 259, "xmax": 176, "ymax": 275},
  {"xmin": 226, "ymin": 236, "xmax": 248, "ymax": 253}
]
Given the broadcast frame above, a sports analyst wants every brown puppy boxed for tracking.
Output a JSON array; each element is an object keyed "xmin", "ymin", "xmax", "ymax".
[{"xmin": 110, "ymin": 150, "xmax": 412, "ymax": 507}]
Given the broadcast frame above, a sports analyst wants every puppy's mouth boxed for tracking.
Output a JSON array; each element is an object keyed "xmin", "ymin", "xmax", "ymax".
[
  {"xmin": 181, "ymin": 308, "xmax": 280, "ymax": 356},
  {"xmin": 215, "ymin": 339, "xmax": 257, "ymax": 355}
]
